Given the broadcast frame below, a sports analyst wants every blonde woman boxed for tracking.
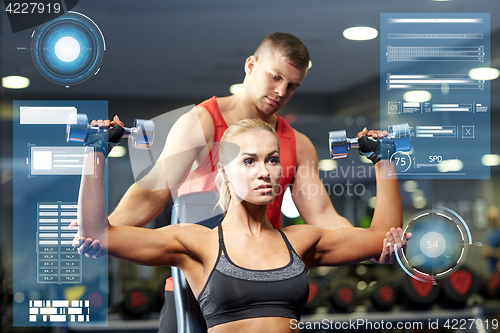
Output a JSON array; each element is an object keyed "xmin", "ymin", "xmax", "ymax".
[{"xmin": 78, "ymin": 119, "xmax": 403, "ymax": 332}]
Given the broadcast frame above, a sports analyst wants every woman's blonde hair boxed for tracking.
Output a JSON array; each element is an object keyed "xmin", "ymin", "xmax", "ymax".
[{"xmin": 216, "ymin": 119, "xmax": 278, "ymax": 212}]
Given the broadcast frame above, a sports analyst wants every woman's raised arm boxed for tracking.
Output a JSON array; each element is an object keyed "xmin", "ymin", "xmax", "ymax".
[
  {"xmin": 77, "ymin": 149, "xmax": 208, "ymax": 268},
  {"xmin": 294, "ymin": 159, "xmax": 403, "ymax": 267}
]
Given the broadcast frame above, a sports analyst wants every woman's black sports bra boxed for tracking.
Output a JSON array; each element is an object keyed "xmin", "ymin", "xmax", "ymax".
[{"xmin": 197, "ymin": 224, "xmax": 309, "ymax": 328}]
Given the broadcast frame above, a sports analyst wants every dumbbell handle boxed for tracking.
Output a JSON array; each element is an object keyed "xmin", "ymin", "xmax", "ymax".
[
  {"xmin": 340, "ymin": 133, "xmax": 396, "ymax": 149},
  {"xmin": 345, "ymin": 137, "xmax": 359, "ymax": 150},
  {"xmin": 329, "ymin": 123, "xmax": 410, "ymax": 159},
  {"xmin": 87, "ymin": 124, "xmax": 136, "ymax": 138},
  {"xmin": 67, "ymin": 114, "xmax": 154, "ymax": 149}
]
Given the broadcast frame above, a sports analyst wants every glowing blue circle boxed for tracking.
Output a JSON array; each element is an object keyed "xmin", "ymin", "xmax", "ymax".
[
  {"xmin": 55, "ymin": 37, "xmax": 80, "ymax": 62},
  {"xmin": 396, "ymin": 207, "xmax": 470, "ymax": 281},
  {"xmin": 31, "ymin": 12, "xmax": 105, "ymax": 85},
  {"xmin": 420, "ymin": 231, "xmax": 446, "ymax": 258}
]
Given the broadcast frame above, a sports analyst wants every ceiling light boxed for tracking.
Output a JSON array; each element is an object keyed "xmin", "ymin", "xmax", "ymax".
[
  {"xmin": 413, "ymin": 197, "xmax": 427, "ymax": 209},
  {"xmin": 411, "ymin": 190, "xmax": 424, "ymax": 200},
  {"xmin": 403, "ymin": 90, "xmax": 432, "ymax": 103},
  {"xmin": 281, "ymin": 187, "xmax": 300, "ymax": 219},
  {"xmin": 2, "ymin": 76, "xmax": 30, "ymax": 89},
  {"xmin": 437, "ymin": 159, "xmax": 463, "ymax": 172},
  {"xmin": 403, "ymin": 180, "xmax": 418, "ymax": 192},
  {"xmin": 108, "ymin": 146, "xmax": 127, "ymax": 158},
  {"xmin": 318, "ymin": 159, "xmax": 337, "ymax": 171},
  {"xmin": 308, "ymin": 61, "xmax": 313, "ymax": 69},
  {"xmin": 368, "ymin": 196, "xmax": 377, "ymax": 209},
  {"xmin": 343, "ymin": 27, "xmax": 378, "ymax": 41},
  {"xmin": 229, "ymin": 83, "xmax": 242, "ymax": 95},
  {"xmin": 441, "ymin": 83, "xmax": 449, "ymax": 95},
  {"xmin": 482, "ymin": 154, "xmax": 500, "ymax": 166},
  {"xmin": 468, "ymin": 67, "xmax": 500, "ymax": 81}
]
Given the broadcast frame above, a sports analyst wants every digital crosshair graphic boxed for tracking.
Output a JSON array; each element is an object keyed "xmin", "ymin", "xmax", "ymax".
[
  {"xmin": 31, "ymin": 11, "xmax": 105, "ymax": 86},
  {"xmin": 395, "ymin": 207, "xmax": 472, "ymax": 282}
]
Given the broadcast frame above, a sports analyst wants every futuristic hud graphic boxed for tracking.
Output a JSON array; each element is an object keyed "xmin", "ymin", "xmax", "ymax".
[{"xmin": 31, "ymin": 11, "xmax": 105, "ymax": 86}]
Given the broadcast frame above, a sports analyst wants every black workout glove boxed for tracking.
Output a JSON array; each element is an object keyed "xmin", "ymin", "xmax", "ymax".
[
  {"xmin": 358, "ymin": 136, "xmax": 396, "ymax": 165},
  {"xmin": 84, "ymin": 124, "xmax": 125, "ymax": 158}
]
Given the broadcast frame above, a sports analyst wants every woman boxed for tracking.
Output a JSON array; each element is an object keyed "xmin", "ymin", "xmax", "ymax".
[{"xmin": 78, "ymin": 119, "xmax": 403, "ymax": 332}]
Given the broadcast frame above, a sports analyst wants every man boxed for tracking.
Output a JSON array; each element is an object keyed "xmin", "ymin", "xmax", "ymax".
[{"xmin": 75, "ymin": 32, "xmax": 406, "ymax": 332}]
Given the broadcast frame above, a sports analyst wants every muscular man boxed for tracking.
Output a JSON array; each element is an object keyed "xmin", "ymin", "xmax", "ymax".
[{"xmin": 75, "ymin": 32, "xmax": 407, "ymax": 332}]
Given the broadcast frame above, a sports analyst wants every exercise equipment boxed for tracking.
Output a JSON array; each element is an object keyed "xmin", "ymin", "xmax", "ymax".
[
  {"xmin": 482, "ymin": 270, "xmax": 500, "ymax": 299},
  {"xmin": 399, "ymin": 274, "xmax": 440, "ymax": 309},
  {"xmin": 328, "ymin": 279, "xmax": 359, "ymax": 313},
  {"xmin": 122, "ymin": 287, "xmax": 155, "ymax": 319},
  {"xmin": 171, "ymin": 192, "xmax": 224, "ymax": 333},
  {"xmin": 368, "ymin": 280, "xmax": 398, "ymax": 311},
  {"xmin": 439, "ymin": 265, "xmax": 479, "ymax": 307},
  {"xmin": 329, "ymin": 123, "xmax": 411, "ymax": 159},
  {"xmin": 303, "ymin": 279, "xmax": 328, "ymax": 315},
  {"xmin": 66, "ymin": 113, "xmax": 154, "ymax": 149}
]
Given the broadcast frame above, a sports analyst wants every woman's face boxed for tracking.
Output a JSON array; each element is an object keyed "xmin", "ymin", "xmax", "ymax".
[{"xmin": 223, "ymin": 131, "xmax": 281, "ymax": 207}]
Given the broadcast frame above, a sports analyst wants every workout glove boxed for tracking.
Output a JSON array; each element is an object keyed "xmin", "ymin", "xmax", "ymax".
[
  {"xmin": 84, "ymin": 124, "xmax": 125, "ymax": 158},
  {"xmin": 358, "ymin": 136, "xmax": 396, "ymax": 164}
]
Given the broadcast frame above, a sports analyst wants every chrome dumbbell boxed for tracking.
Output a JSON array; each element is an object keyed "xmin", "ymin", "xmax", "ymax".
[
  {"xmin": 66, "ymin": 113, "xmax": 154, "ymax": 149},
  {"xmin": 329, "ymin": 123, "xmax": 411, "ymax": 159}
]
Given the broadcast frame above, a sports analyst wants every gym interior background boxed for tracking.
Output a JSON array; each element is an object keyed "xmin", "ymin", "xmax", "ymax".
[{"xmin": 1, "ymin": 0, "xmax": 500, "ymax": 332}]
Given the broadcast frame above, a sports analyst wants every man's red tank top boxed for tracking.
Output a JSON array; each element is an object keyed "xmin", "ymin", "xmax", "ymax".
[{"xmin": 176, "ymin": 96, "xmax": 297, "ymax": 229}]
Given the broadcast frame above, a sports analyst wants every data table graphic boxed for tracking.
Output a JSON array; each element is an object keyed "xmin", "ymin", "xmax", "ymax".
[
  {"xmin": 13, "ymin": 100, "xmax": 109, "ymax": 327},
  {"xmin": 37, "ymin": 202, "xmax": 81, "ymax": 284},
  {"xmin": 380, "ymin": 13, "xmax": 491, "ymax": 179}
]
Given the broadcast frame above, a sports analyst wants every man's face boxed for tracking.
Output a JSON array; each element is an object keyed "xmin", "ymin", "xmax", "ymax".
[{"xmin": 246, "ymin": 49, "xmax": 307, "ymax": 115}]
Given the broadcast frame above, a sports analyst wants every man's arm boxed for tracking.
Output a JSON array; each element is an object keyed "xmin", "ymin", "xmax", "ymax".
[
  {"xmin": 109, "ymin": 182, "xmax": 170, "ymax": 227},
  {"xmin": 291, "ymin": 130, "xmax": 352, "ymax": 230},
  {"xmin": 112, "ymin": 106, "xmax": 214, "ymax": 227}
]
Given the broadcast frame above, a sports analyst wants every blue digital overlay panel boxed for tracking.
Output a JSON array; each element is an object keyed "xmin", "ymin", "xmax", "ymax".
[
  {"xmin": 13, "ymin": 100, "xmax": 108, "ymax": 327},
  {"xmin": 380, "ymin": 13, "xmax": 490, "ymax": 179}
]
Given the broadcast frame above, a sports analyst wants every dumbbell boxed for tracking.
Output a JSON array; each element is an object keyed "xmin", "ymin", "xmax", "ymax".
[
  {"xmin": 66, "ymin": 113, "xmax": 154, "ymax": 149},
  {"xmin": 329, "ymin": 123, "xmax": 411, "ymax": 159}
]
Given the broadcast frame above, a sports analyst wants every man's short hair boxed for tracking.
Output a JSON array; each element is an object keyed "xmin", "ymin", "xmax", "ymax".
[{"xmin": 255, "ymin": 32, "xmax": 310, "ymax": 69}]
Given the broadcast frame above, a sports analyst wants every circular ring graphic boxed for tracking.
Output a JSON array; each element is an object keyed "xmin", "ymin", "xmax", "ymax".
[
  {"xmin": 390, "ymin": 151, "xmax": 412, "ymax": 173},
  {"xmin": 31, "ymin": 12, "xmax": 105, "ymax": 86},
  {"xmin": 395, "ymin": 207, "xmax": 472, "ymax": 282}
]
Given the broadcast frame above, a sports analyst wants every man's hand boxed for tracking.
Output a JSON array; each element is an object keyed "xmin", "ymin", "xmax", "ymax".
[
  {"xmin": 69, "ymin": 221, "xmax": 105, "ymax": 259},
  {"xmin": 370, "ymin": 227, "xmax": 412, "ymax": 264}
]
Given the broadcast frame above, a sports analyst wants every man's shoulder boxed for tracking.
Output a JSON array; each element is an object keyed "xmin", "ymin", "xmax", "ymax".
[
  {"xmin": 185, "ymin": 99, "xmax": 216, "ymax": 143},
  {"xmin": 292, "ymin": 128, "xmax": 317, "ymax": 161}
]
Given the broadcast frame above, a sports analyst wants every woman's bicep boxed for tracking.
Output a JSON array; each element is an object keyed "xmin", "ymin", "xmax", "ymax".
[
  {"xmin": 313, "ymin": 228, "xmax": 386, "ymax": 267},
  {"xmin": 105, "ymin": 224, "xmax": 189, "ymax": 267}
]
